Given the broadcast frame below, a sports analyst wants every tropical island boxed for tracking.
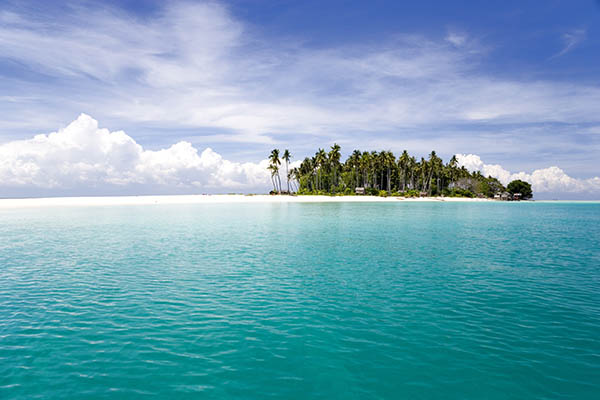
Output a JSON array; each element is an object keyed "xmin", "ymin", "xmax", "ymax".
[{"xmin": 267, "ymin": 146, "xmax": 533, "ymax": 200}]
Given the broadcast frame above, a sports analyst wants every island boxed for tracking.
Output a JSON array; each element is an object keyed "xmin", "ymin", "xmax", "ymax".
[{"xmin": 267, "ymin": 146, "xmax": 533, "ymax": 200}]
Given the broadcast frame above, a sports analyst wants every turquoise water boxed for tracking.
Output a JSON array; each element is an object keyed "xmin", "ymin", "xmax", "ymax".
[{"xmin": 1, "ymin": 202, "xmax": 599, "ymax": 399}]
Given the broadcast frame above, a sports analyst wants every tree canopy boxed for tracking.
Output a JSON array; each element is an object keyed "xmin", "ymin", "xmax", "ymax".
[
  {"xmin": 507, "ymin": 180, "xmax": 533, "ymax": 199},
  {"xmin": 268, "ymin": 145, "xmax": 533, "ymax": 199}
]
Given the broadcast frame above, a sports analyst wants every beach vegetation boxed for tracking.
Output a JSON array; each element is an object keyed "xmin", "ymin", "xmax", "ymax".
[
  {"xmin": 507, "ymin": 180, "xmax": 533, "ymax": 199},
  {"xmin": 268, "ymin": 146, "xmax": 533, "ymax": 199},
  {"xmin": 269, "ymin": 149, "xmax": 282, "ymax": 194},
  {"xmin": 283, "ymin": 149, "xmax": 292, "ymax": 194}
]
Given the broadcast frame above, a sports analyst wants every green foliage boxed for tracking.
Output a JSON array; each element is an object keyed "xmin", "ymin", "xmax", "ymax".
[
  {"xmin": 296, "ymin": 188, "xmax": 313, "ymax": 195},
  {"xmin": 476, "ymin": 180, "xmax": 493, "ymax": 198},
  {"xmin": 507, "ymin": 180, "xmax": 533, "ymax": 199},
  {"xmin": 442, "ymin": 188, "xmax": 475, "ymax": 198},
  {"xmin": 472, "ymin": 176, "xmax": 505, "ymax": 198},
  {"xmin": 366, "ymin": 187, "xmax": 379, "ymax": 196},
  {"xmin": 271, "ymin": 145, "xmax": 521, "ymax": 199}
]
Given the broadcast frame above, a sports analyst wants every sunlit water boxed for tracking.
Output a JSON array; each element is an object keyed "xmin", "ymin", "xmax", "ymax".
[{"xmin": 1, "ymin": 202, "xmax": 599, "ymax": 399}]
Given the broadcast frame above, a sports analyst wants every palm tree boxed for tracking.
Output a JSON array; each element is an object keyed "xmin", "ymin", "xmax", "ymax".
[
  {"xmin": 408, "ymin": 156, "xmax": 417, "ymax": 189},
  {"xmin": 269, "ymin": 149, "xmax": 281, "ymax": 193},
  {"xmin": 284, "ymin": 145, "xmax": 516, "ymax": 198},
  {"xmin": 348, "ymin": 149, "xmax": 362, "ymax": 188},
  {"xmin": 369, "ymin": 151, "xmax": 378, "ymax": 188},
  {"xmin": 448, "ymin": 155, "xmax": 458, "ymax": 187},
  {"xmin": 377, "ymin": 151, "xmax": 385, "ymax": 190},
  {"xmin": 299, "ymin": 157, "xmax": 315, "ymax": 191},
  {"xmin": 328, "ymin": 144, "xmax": 342, "ymax": 192},
  {"xmin": 360, "ymin": 151, "xmax": 370, "ymax": 188},
  {"xmin": 290, "ymin": 167, "xmax": 300, "ymax": 192},
  {"xmin": 427, "ymin": 151, "xmax": 442, "ymax": 195},
  {"xmin": 282, "ymin": 149, "xmax": 291, "ymax": 194},
  {"xmin": 315, "ymin": 148, "xmax": 327, "ymax": 191},
  {"xmin": 267, "ymin": 164, "xmax": 278, "ymax": 193},
  {"xmin": 287, "ymin": 167, "xmax": 296, "ymax": 193},
  {"xmin": 382, "ymin": 151, "xmax": 395, "ymax": 192},
  {"xmin": 398, "ymin": 150, "xmax": 410, "ymax": 191}
]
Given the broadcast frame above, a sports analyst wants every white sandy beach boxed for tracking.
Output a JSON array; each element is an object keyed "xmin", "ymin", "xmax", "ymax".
[{"xmin": 0, "ymin": 194, "xmax": 496, "ymax": 208}]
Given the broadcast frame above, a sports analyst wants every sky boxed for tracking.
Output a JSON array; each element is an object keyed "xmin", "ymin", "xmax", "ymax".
[{"xmin": 0, "ymin": 0, "xmax": 599, "ymax": 199}]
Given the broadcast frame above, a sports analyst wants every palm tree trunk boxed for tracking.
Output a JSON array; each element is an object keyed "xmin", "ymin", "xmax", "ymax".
[
  {"xmin": 387, "ymin": 167, "xmax": 391, "ymax": 192},
  {"xmin": 277, "ymin": 173, "xmax": 282, "ymax": 194},
  {"xmin": 286, "ymin": 161, "xmax": 289, "ymax": 193}
]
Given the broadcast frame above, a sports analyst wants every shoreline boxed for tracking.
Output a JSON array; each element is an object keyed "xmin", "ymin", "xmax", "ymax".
[
  {"xmin": 0, "ymin": 194, "xmax": 499, "ymax": 208},
  {"xmin": 2, "ymin": 194, "xmax": 595, "ymax": 209}
]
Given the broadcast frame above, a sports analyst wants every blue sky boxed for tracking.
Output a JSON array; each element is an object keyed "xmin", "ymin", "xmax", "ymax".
[{"xmin": 0, "ymin": 0, "xmax": 599, "ymax": 198}]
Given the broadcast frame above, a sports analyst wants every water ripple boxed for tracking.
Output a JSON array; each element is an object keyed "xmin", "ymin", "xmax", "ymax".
[{"xmin": 1, "ymin": 202, "xmax": 599, "ymax": 399}]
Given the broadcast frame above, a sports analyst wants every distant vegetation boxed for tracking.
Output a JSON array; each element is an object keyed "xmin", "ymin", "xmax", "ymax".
[
  {"xmin": 268, "ymin": 145, "xmax": 532, "ymax": 199},
  {"xmin": 507, "ymin": 180, "xmax": 533, "ymax": 200}
]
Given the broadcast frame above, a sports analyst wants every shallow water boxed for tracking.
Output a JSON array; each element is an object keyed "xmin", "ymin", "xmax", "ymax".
[{"xmin": 1, "ymin": 202, "xmax": 599, "ymax": 399}]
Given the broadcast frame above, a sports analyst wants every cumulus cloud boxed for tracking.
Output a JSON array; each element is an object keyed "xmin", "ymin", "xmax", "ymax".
[
  {"xmin": 456, "ymin": 154, "xmax": 600, "ymax": 194},
  {"xmin": 0, "ymin": 114, "xmax": 272, "ymax": 193},
  {"xmin": 0, "ymin": 116, "xmax": 598, "ymax": 197},
  {"xmin": 1, "ymin": 2, "xmax": 599, "ymax": 194}
]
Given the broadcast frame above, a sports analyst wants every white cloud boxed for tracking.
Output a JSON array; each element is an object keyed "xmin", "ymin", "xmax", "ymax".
[
  {"xmin": 0, "ymin": 114, "xmax": 273, "ymax": 193},
  {"xmin": 0, "ymin": 116, "xmax": 597, "ymax": 197},
  {"xmin": 445, "ymin": 31, "xmax": 467, "ymax": 47},
  {"xmin": 1, "ymin": 2, "xmax": 599, "ymax": 140},
  {"xmin": 0, "ymin": 2, "xmax": 599, "ymax": 193},
  {"xmin": 456, "ymin": 154, "xmax": 600, "ymax": 194},
  {"xmin": 552, "ymin": 29, "xmax": 587, "ymax": 58}
]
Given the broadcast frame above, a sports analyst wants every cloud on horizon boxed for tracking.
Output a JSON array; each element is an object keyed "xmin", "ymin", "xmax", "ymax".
[
  {"xmin": 0, "ymin": 114, "xmax": 271, "ymax": 195},
  {"xmin": 456, "ymin": 154, "xmax": 600, "ymax": 195},
  {"xmin": 0, "ymin": 115, "xmax": 598, "ymax": 198},
  {"xmin": 0, "ymin": 1, "xmax": 599, "ymax": 195}
]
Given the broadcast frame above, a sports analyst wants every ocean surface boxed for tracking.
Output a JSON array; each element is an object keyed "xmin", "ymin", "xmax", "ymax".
[{"xmin": 1, "ymin": 201, "xmax": 599, "ymax": 399}]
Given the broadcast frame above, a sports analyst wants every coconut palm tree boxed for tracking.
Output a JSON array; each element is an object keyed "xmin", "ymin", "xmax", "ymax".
[
  {"xmin": 315, "ymin": 148, "xmax": 327, "ymax": 191},
  {"xmin": 328, "ymin": 144, "xmax": 342, "ymax": 192},
  {"xmin": 287, "ymin": 167, "xmax": 298, "ymax": 193},
  {"xmin": 376, "ymin": 151, "xmax": 385, "ymax": 190},
  {"xmin": 427, "ymin": 151, "xmax": 443, "ymax": 195},
  {"xmin": 448, "ymin": 155, "xmax": 458, "ymax": 187},
  {"xmin": 269, "ymin": 149, "xmax": 281, "ymax": 193},
  {"xmin": 282, "ymin": 149, "xmax": 291, "ymax": 194},
  {"xmin": 369, "ymin": 151, "xmax": 379, "ymax": 188},
  {"xmin": 347, "ymin": 149, "xmax": 362, "ymax": 188},
  {"xmin": 408, "ymin": 156, "xmax": 417, "ymax": 189},
  {"xmin": 267, "ymin": 164, "xmax": 278, "ymax": 193},
  {"xmin": 299, "ymin": 157, "xmax": 315, "ymax": 191},
  {"xmin": 382, "ymin": 151, "xmax": 395, "ymax": 192},
  {"xmin": 283, "ymin": 145, "xmax": 524, "ymax": 198},
  {"xmin": 398, "ymin": 150, "xmax": 410, "ymax": 191},
  {"xmin": 360, "ymin": 151, "xmax": 370, "ymax": 188}
]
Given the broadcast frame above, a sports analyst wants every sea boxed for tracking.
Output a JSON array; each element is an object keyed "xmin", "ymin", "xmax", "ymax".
[{"xmin": 1, "ymin": 201, "xmax": 599, "ymax": 399}]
